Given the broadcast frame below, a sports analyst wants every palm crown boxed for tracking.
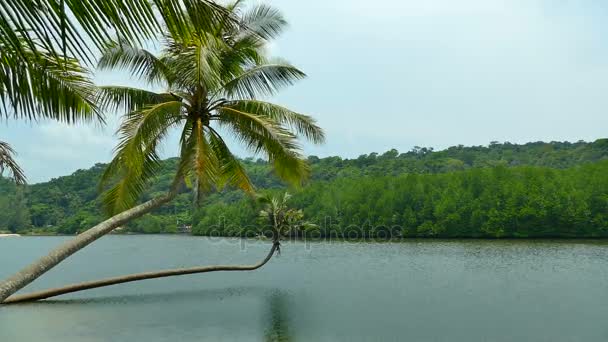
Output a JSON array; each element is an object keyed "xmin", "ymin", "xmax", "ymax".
[
  {"xmin": 259, "ymin": 192, "xmax": 313, "ymax": 243},
  {"xmin": 97, "ymin": 1, "xmax": 325, "ymax": 215}
]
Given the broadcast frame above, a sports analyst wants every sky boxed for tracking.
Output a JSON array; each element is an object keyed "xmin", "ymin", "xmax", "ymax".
[{"xmin": 3, "ymin": 0, "xmax": 608, "ymax": 183}]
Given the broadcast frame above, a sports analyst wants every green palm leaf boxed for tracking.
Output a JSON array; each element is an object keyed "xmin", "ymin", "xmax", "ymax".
[
  {"xmin": 221, "ymin": 62, "xmax": 306, "ymax": 99},
  {"xmin": 208, "ymin": 126, "xmax": 254, "ymax": 193},
  {"xmin": 97, "ymin": 41, "xmax": 174, "ymax": 86},
  {"xmin": 0, "ymin": 45, "xmax": 100, "ymax": 123},
  {"xmin": 164, "ymin": 34, "xmax": 224, "ymax": 91},
  {"xmin": 0, "ymin": 0, "xmax": 231, "ymax": 65},
  {"xmin": 223, "ymin": 100, "xmax": 325, "ymax": 144},
  {"xmin": 238, "ymin": 3, "xmax": 287, "ymax": 41},
  {"xmin": 97, "ymin": 86, "xmax": 178, "ymax": 113},
  {"xmin": 101, "ymin": 100, "xmax": 184, "ymax": 214},
  {"xmin": 216, "ymin": 106, "xmax": 310, "ymax": 185},
  {"xmin": 0, "ymin": 141, "xmax": 26, "ymax": 185},
  {"xmin": 172, "ymin": 119, "xmax": 219, "ymax": 202}
]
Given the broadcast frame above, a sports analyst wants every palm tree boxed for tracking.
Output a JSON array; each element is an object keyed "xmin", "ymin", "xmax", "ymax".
[
  {"xmin": 0, "ymin": 1, "xmax": 324, "ymax": 304},
  {"xmin": 259, "ymin": 192, "xmax": 313, "ymax": 248},
  {"xmin": 3, "ymin": 192, "xmax": 314, "ymax": 304}
]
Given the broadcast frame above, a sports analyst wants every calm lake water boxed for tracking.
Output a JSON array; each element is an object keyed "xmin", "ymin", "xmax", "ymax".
[{"xmin": 1, "ymin": 236, "xmax": 607, "ymax": 341}]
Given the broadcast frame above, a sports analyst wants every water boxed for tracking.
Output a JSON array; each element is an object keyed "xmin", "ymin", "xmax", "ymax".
[{"xmin": 1, "ymin": 236, "xmax": 607, "ymax": 341}]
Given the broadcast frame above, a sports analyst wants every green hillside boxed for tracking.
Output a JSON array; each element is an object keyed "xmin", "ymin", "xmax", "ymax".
[{"xmin": 1, "ymin": 139, "xmax": 608, "ymax": 237}]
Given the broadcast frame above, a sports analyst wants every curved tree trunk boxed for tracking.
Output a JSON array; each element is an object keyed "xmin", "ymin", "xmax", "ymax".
[
  {"xmin": 0, "ymin": 191, "xmax": 176, "ymax": 304},
  {"xmin": 2, "ymin": 242, "xmax": 279, "ymax": 304}
]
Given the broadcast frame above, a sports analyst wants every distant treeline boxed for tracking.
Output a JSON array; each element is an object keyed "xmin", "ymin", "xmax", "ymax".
[
  {"xmin": 195, "ymin": 162, "xmax": 608, "ymax": 238},
  {"xmin": 1, "ymin": 140, "xmax": 608, "ymax": 238}
]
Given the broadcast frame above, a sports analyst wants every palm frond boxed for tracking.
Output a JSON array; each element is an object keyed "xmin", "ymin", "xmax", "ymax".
[
  {"xmin": 97, "ymin": 41, "xmax": 174, "ymax": 85},
  {"xmin": 226, "ymin": 0, "xmax": 246, "ymax": 13},
  {"xmin": 164, "ymin": 34, "xmax": 224, "ymax": 91},
  {"xmin": 0, "ymin": 141, "xmax": 26, "ymax": 185},
  {"xmin": 224, "ymin": 100, "xmax": 325, "ymax": 144},
  {"xmin": 0, "ymin": 45, "xmax": 101, "ymax": 123},
  {"xmin": 239, "ymin": 3, "xmax": 287, "ymax": 41},
  {"xmin": 0, "ymin": 0, "xmax": 232, "ymax": 65},
  {"xmin": 221, "ymin": 61, "xmax": 306, "ymax": 99},
  {"xmin": 208, "ymin": 126, "xmax": 254, "ymax": 193},
  {"xmin": 216, "ymin": 106, "xmax": 310, "ymax": 185},
  {"xmin": 175, "ymin": 0, "xmax": 236, "ymax": 43},
  {"xmin": 100, "ymin": 101, "xmax": 184, "ymax": 214},
  {"xmin": 230, "ymin": 34, "xmax": 266, "ymax": 63},
  {"xmin": 97, "ymin": 86, "xmax": 179, "ymax": 113},
  {"xmin": 172, "ymin": 119, "xmax": 219, "ymax": 203},
  {"xmin": 213, "ymin": 35, "xmax": 265, "ymax": 87},
  {"xmin": 192, "ymin": 119, "xmax": 218, "ymax": 201}
]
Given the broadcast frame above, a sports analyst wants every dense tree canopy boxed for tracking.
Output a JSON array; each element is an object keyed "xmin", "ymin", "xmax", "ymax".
[
  {"xmin": 195, "ymin": 159, "xmax": 608, "ymax": 239},
  {"xmin": 1, "ymin": 140, "xmax": 607, "ymax": 237}
]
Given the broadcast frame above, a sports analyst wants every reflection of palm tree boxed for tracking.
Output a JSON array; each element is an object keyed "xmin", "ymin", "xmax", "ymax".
[
  {"xmin": 264, "ymin": 291, "xmax": 293, "ymax": 342},
  {"xmin": 14, "ymin": 286, "xmax": 296, "ymax": 341}
]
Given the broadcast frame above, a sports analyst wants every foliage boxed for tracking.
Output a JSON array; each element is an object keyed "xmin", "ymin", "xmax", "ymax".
[
  {"xmin": 0, "ymin": 142, "xmax": 26, "ymax": 184},
  {"xmin": 0, "ymin": 179, "xmax": 30, "ymax": 233},
  {"xmin": 96, "ymin": 0, "xmax": 323, "ymax": 215},
  {"xmin": 0, "ymin": 0, "xmax": 229, "ymax": 182},
  {"xmin": 2, "ymin": 140, "xmax": 608, "ymax": 237},
  {"xmin": 258, "ymin": 192, "xmax": 315, "ymax": 241},
  {"xmin": 129, "ymin": 214, "xmax": 178, "ymax": 234},
  {"xmin": 0, "ymin": 0, "xmax": 228, "ymax": 66},
  {"xmin": 196, "ymin": 161, "xmax": 608, "ymax": 239}
]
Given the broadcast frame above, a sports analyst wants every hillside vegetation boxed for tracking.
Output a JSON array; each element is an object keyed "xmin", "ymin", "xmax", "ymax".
[{"xmin": 1, "ymin": 140, "xmax": 608, "ymax": 238}]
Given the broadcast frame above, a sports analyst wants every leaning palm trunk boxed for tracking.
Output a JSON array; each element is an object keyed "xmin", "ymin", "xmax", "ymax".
[
  {"xmin": 2, "ymin": 242, "xmax": 279, "ymax": 304},
  {"xmin": 0, "ymin": 192, "xmax": 176, "ymax": 304}
]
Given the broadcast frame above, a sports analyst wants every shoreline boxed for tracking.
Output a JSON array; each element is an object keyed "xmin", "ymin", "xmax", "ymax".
[{"xmin": 12, "ymin": 233, "xmax": 608, "ymax": 242}]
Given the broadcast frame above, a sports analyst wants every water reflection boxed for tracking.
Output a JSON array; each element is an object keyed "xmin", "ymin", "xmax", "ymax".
[
  {"xmin": 264, "ymin": 291, "xmax": 292, "ymax": 342},
  {"xmin": 3, "ymin": 237, "xmax": 607, "ymax": 341},
  {"xmin": 12, "ymin": 287, "xmax": 295, "ymax": 341}
]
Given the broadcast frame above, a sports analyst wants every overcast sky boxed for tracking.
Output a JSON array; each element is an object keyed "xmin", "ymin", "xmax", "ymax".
[{"xmin": 3, "ymin": 0, "xmax": 608, "ymax": 183}]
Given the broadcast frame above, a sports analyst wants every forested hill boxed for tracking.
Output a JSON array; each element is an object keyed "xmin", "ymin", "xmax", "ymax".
[{"xmin": 1, "ymin": 139, "xmax": 608, "ymax": 237}]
